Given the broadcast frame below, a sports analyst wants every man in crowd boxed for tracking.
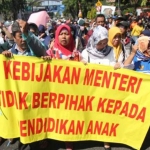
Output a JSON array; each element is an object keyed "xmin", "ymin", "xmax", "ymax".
[
  {"xmin": 5, "ymin": 19, "xmax": 46, "ymax": 56},
  {"xmin": 96, "ymin": 14, "xmax": 106, "ymax": 27},
  {"xmin": 1, "ymin": 19, "xmax": 47, "ymax": 149}
]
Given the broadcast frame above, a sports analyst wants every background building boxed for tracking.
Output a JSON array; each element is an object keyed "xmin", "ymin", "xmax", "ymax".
[{"xmin": 41, "ymin": 0, "xmax": 65, "ymax": 16}]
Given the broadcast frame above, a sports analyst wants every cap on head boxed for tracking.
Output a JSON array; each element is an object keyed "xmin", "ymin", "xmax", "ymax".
[{"xmin": 78, "ymin": 19, "xmax": 85, "ymax": 26}]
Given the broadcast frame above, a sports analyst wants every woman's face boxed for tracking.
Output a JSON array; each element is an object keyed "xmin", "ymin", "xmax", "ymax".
[
  {"xmin": 119, "ymin": 26, "xmax": 126, "ymax": 34},
  {"xmin": 96, "ymin": 39, "xmax": 108, "ymax": 50},
  {"xmin": 112, "ymin": 33, "xmax": 121, "ymax": 47},
  {"xmin": 58, "ymin": 29, "xmax": 70, "ymax": 46}
]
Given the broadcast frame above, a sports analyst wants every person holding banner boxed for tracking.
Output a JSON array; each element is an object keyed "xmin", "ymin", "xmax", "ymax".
[
  {"xmin": 81, "ymin": 25, "xmax": 126, "ymax": 150},
  {"xmin": 108, "ymin": 26, "xmax": 126, "ymax": 69},
  {"xmin": 124, "ymin": 36, "xmax": 150, "ymax": 74},
  {"xmin": 82, "ymin": 26, "xmax": 123, "ymax": 150},
  {"xmin": 2, "ymin": 19, "xmax": 47, "ymax": 57},
  {"xmin": 46, "ymin": 23, "xmax": 81, "ymax": 150},
  {"xmin": 82, "ymin": 25, "xmax": 112, "ymax": 65},
  {"xmin": 46, "ymin": 24, "xmax": 80, "ymax": 61},
  {"xmin": 1, "ymin": 19, "xmax": 47, "ymax": 149}
]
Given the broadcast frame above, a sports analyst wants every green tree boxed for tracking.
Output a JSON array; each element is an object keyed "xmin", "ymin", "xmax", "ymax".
[
  {"xmin": 62, "ymin": 0, "xmax": 97, "ymax": 19},
  {"xmin": 62, "ymin": 0, "xmax": 78, "ymax": 19},
  {"xmin": 141, "ymin": 0, "xmax": 148, "ymax": 5},
  {"xmin": 116, "ymin": 0, "xmax": 150, "ymax": 15},
  {"xmin": 27, "ymin": 0, "xmax": 42, "ymax": 7},
  {"xmin": 63, "ymin": 0, "xmax": 149, "ymax": 19},
  {"xmin": 87, "ymin": 7, "xmax": 96, "ymax": 19},
  {"xmin": 0, "ymin": 0, "xmax": 26, "ymax": 20},
  {"xmin": 121, "ymin": 0, "xmax": 149, "ymax": 7}
]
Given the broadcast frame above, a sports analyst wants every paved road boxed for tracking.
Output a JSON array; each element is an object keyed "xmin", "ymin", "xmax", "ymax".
[{"xmin": 1, "ymin": 129, "xmax": 150, "ymax": 150}]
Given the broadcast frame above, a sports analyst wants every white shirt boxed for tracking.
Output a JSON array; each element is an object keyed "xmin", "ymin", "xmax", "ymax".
[{"xmin": 81, "ymin": 48, "xmax": 125, "ymax": 66}]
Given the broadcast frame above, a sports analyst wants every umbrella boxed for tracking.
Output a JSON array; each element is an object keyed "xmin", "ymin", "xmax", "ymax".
[{"xmin": 28, "ymin": 11, "xmax": 50, "ymax": 27}]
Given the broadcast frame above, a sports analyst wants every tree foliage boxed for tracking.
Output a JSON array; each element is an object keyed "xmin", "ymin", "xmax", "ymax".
[
  {"xmin": 27, "ymin": 0, "xmax": 42, "ymax": 7},
  {"xmin": 62, "ymin": 0, "xmax": 149, "ymax": 19},
  {"xmin": 62, "ymin": 0, "xmax": 78, "ymax": 19},
  {"xmin": 121, "ymin": 0, "xmax": 148, "ymax": 6},
  {"xmin": 141, "ymin": 0, "xmax": 148, "ymax": 5},
  {"xmin": 0, "ymin": 0, "xmax": 26, "ymax": 20},
  {"xmin": 62, "ymin": 0, "xmax": 97, "ymax": 19},
  {"xmin": 87, "ymin": 7, "xmax": 97, "ymax": 19}
]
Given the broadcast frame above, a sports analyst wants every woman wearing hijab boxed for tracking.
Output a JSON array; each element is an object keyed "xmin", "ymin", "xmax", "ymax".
[
  {"xmin": 47, "ymin": 24, "xmax": 79, "ymax": 61},
  {"xmin": 108, "ymin": 26, "xmax": 126, "ymax": 69},
  {"xmin": 82, "ymin": 25, "xmax": 114, "ymax": 66},
  {"xmin": 124, "ymin": 36, "xmax": 150, "ymax": 74},
  {"xmin": 46, "ymin": 24, "xmax": 80, "ymax": 150},
  {"xmin": 82, "ymin": 25, "xmax": 125, "ymax": 150}
]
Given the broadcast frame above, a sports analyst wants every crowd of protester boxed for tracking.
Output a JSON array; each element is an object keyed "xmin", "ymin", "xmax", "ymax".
[{"xmin": 0, "ymin": 11, "xmax": 150, "ymax": 150}]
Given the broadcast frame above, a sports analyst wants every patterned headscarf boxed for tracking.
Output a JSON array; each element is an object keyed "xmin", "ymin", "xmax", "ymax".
[
  {"xmin": 87, "ymin": 25, "xmax": 108, "ymax": 48},
  {"xmin": 86, "ymin": 25, "xmax": 111, "ymax": 59}
]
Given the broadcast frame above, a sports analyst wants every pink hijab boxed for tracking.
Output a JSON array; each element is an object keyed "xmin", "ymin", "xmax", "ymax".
[{"xmin": 54, "ymin": 24, "xmax": 75, "ymax": 56}]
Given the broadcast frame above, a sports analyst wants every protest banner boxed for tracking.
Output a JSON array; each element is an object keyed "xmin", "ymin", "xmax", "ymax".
[{"xmin": 0, "ymin": 55, "xmax": 150, "ymax": 149}]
